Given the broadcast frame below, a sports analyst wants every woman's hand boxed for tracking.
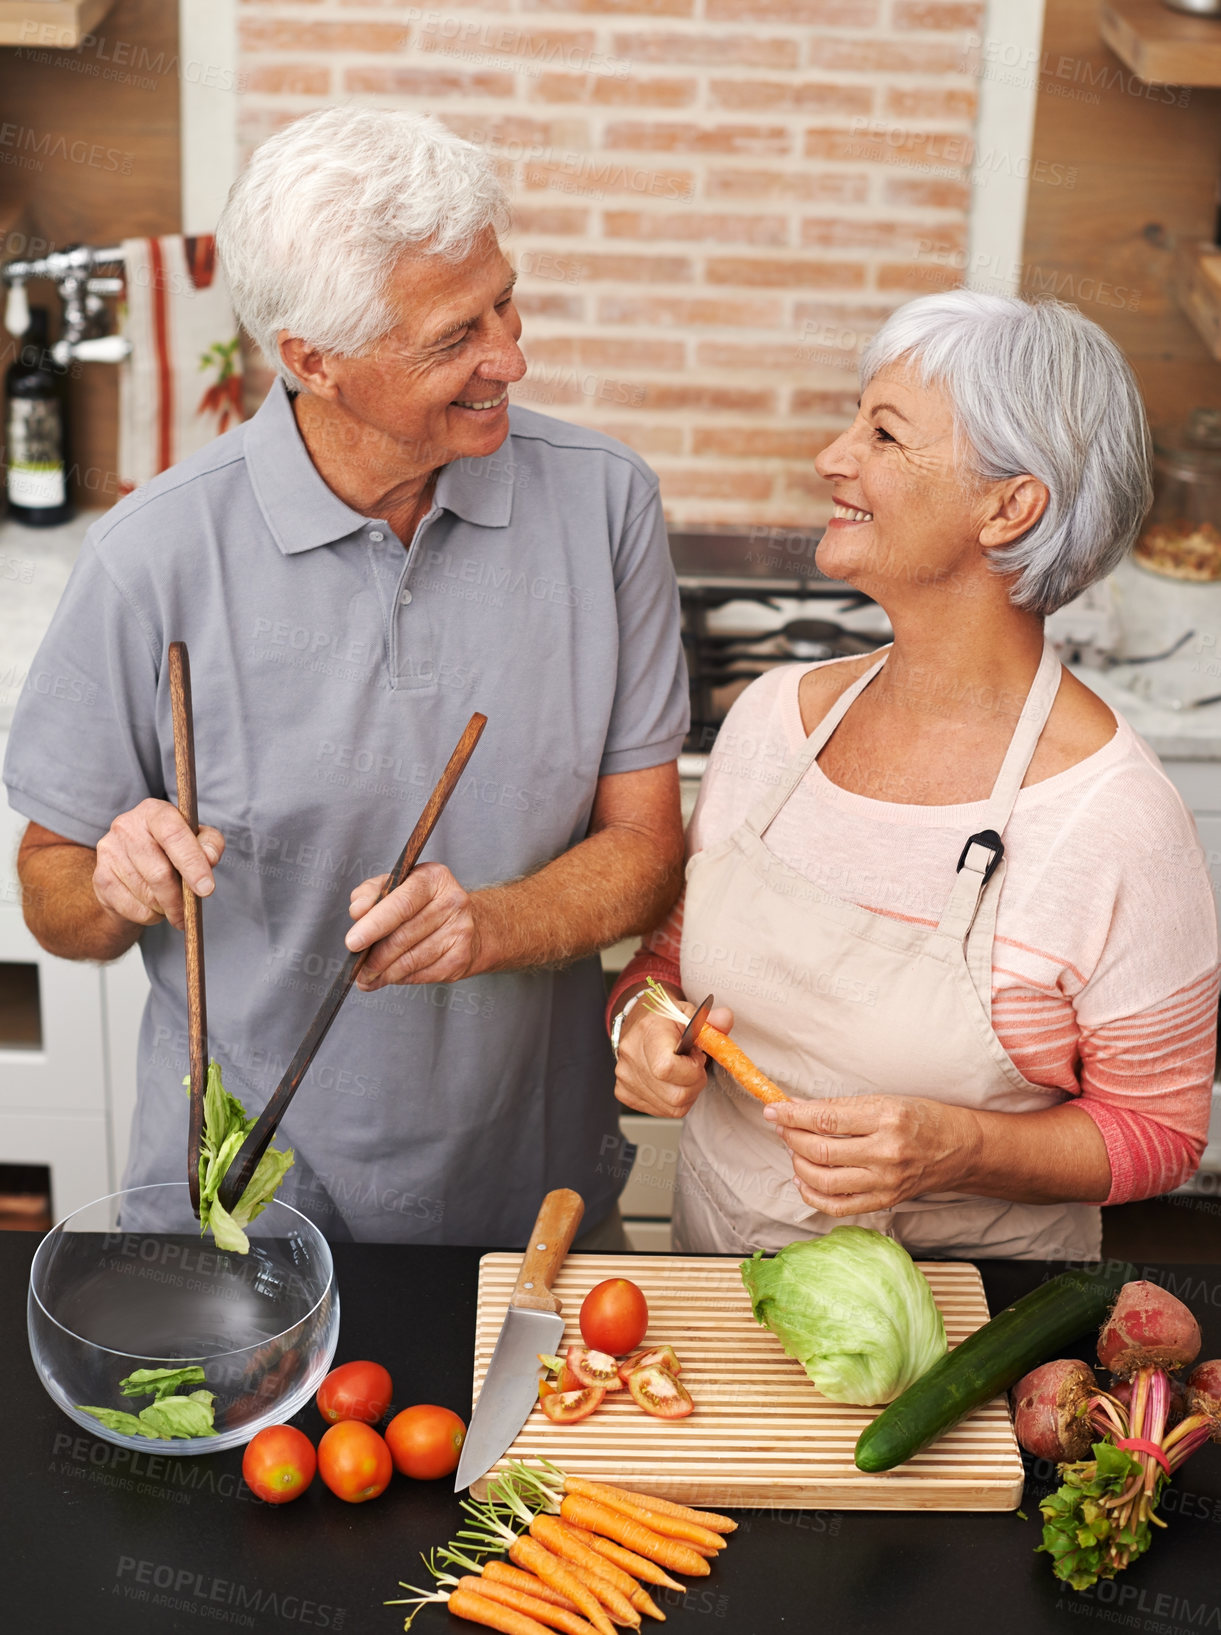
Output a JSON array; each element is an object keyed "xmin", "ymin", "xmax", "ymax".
[
  {"xmin": 764, "ymin": 1094, "xmax": 980, "ymax": 1216},
  {"xmin": 614, "ymin": 993, "xmax": 735, "ymax": 1120}
]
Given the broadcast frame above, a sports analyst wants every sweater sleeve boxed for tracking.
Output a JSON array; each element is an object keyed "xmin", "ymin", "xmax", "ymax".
[
  {"xmin": 605, "ymin": 894, "xmax": 686, "ymax": 1031},
  {"xmin": 1073, "ymin": 967, "xmax": 1219, "ymax": 1204}
]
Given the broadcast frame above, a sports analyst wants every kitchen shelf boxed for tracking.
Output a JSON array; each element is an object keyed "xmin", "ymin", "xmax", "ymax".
[
  {"xmin": 1101, "ymin": 0, "xmax": 1221, "ymax": 87},
  {"xmin": 1175, "ymin": 239, "xmax": 1221, "ymax": 359},
  {"xmin": 0, "ymin": 0, "xmax": 115, "ymax": 49}
]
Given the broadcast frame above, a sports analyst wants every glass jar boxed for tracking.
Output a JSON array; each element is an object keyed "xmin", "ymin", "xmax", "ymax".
[{"xmin": 1133, "ymin": 408, "xmax": 1221, "ymax": 581}]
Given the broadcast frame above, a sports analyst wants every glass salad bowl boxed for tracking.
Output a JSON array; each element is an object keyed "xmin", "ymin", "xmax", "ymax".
[{"xmin": 28, "ymin": 1182, "xmax": 339, "ymax": 1454}]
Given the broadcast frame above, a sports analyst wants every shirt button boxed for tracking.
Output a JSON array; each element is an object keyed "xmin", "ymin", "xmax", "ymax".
[
  {"xmin": 369, "ymin": 529, "xmax": 385, "ymax": 543},
  {"xmin": 400, "ymin": 589, "xmax": 413, "ymax": 605}
]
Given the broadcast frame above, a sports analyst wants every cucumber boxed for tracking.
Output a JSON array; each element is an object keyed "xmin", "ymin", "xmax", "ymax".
[{"xmin": 853, "ymin": 1261, "xmax": 1135, "ymax": 1473}]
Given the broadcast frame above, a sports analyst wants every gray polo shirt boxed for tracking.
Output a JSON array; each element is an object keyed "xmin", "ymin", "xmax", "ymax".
[{"xmin": 4, "ymin": 381, "xmax": 687, "ymax": 1245}]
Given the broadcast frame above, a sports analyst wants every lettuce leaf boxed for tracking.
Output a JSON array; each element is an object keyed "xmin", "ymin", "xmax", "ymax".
[
  {"xmin": 186, "ymin": 1059, "xmax": 294, "ymax": 1254},
  {"xmin": 119, "ymin": 1366, "xmax": 207, "ymax": 1401},
  {"xmin": 79, "ymin": 1377, "xmax": 217, "ymax": 1440},
  {"xmin": 740, "ymin": 1226, "xmax": 948, "ymax": 1405}
]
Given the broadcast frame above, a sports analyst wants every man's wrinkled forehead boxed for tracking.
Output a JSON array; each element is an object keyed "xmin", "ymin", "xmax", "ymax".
[{"xmin": 384, "ymin": 236, "xmax": 515, "ymax": 349}]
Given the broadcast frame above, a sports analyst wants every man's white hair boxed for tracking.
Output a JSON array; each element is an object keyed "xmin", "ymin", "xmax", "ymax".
[
  {"xmin": 216, "ymin": 106, "xmax": 511, "ymax": 389},
  {"xmin": 861, "ymin": 290, "xmax": 1153, "ymax": 615}
]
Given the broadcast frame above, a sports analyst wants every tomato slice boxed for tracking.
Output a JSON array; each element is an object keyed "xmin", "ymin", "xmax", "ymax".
[
  {"xmin": 539, "ymin": 1386, "xmax": 606, "ymax": 1423},
  {"xmin": 618, "ymin": 1345, "xmax": 682, "ymax": 1384},
  {"xmin": 566, "ymin": 1345, "xmax": 624, "ymax": 1391},
  {"xmin": 627, "ymin": 1364, "xmax": 694, "ymax": 1420}
]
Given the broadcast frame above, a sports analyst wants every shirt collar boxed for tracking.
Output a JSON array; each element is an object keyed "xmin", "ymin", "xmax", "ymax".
[
  {"xmin": 244, "ymin": 380, "xmax": 515, "ymax": 553},
  {"xmin": 244, "ymin": 379, "xmax": 370, "ymax": 555}
]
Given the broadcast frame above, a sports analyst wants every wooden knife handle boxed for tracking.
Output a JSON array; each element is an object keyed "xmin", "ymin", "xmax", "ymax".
[{"xmin": 511, "ymin": 1189, "xmax": 585, "ymax": 1314}]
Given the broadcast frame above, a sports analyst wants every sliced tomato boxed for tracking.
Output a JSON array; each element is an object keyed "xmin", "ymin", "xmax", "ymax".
[
  {"xmin": 566, "ymin": 1345, "xmax": 624, "ymax": 1391},
  {"xmin": 537, "ymin": 1353, "xmax": 565, "ymax": 1374},
  {"xmin": 627, "ymin": 1364, "xmax": 694, "ymax": 1420},
  {"xmin": 539, "ymin": 1386, "xmax": 605, "ymax": 1423},
  {"xmin": 538, "ymin": 1377, "xmax": 559, "ymax": 1402},
  {"xmin": 618, "ymin": 1345, "xmax": 682, "ymax": 1384}
]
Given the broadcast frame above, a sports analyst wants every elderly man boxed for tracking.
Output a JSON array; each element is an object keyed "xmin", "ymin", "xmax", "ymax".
[{"xmin": 4, "ymin": 107, "xmax": 688, "ymax": 1246}]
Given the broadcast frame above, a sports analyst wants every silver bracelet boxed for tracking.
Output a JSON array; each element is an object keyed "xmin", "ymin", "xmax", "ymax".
[{"xmin": 610, "ymin": 990, "xmax": 646, "ymax": 1060}]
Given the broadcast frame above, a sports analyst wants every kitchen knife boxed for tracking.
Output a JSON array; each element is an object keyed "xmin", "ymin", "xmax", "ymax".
[{"xmin": 454, "ymin": 1187, "xmax": 585, "ymax": 1493}]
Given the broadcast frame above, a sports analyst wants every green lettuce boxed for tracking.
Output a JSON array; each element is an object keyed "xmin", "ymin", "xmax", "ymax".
[
  {"xmin": 79, "ymin": 1368, "xmax": 217, "ymax": 1439},
  {"xmin": 186, "ymin": 1060, "xmax": 295, "ymax": 1254},
  {"xmin": 740, "ymin": 1226, "xmax": 947, "ymax": 1405}
]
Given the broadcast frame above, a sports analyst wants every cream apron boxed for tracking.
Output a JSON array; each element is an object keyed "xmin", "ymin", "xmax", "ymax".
[{"xmin": 673, "ymin": 639, "xmax": 1102, "ymax": 1262}]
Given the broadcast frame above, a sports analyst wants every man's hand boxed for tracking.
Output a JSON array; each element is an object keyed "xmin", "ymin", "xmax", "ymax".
[
  {"xmin": 93, "ymin": 799, "xmax": 225, "ymax": 930},
  {"xmin": 764, "ymin": 1094, "xmax": 979, "ymax": 1217},
  {"xmin": 614, "ymin": 992, "xmax": 735, "ymax": 1119},
  {"xmin": 346, "ymin": 862, "xmax": 481, "ymax": 989}
]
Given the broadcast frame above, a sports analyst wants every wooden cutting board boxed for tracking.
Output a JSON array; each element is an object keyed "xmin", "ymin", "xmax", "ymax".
[{"xmin": 470, "ymin": 1252, "xmax": 1025, "ymax": 1510}]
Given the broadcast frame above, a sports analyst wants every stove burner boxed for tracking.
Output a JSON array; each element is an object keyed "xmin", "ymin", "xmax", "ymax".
[{"xmin": 680, "ymin": 584, "xmax": 889, "ymax": 756}]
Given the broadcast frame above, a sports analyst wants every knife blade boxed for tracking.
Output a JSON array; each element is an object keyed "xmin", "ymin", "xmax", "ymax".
[{"xmin": 454, "ymin": 1187, "xmax": 585, "ymax": 1493}]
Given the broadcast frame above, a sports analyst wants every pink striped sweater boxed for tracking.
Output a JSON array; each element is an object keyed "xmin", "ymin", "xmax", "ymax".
[{"xmin": 612, "ymin": 662, "xmax": 1220, "ymax": 1206}]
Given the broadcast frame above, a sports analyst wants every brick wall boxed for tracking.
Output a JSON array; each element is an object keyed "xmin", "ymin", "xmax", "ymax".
[{"xmin": 236, "ymin": 0, "xmax": 982, "ymax": 527}]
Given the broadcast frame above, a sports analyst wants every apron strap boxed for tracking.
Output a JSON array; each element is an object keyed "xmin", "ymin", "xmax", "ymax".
[
  {"xmin": 748, "ymin": 649, "xmax": 891, "ymax": 837},
  {"xmin": 936, "ymin": 638, "xmax": 1063, "ymax": 945}
]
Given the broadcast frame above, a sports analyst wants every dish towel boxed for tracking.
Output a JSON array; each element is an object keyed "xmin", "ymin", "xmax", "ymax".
[{"xmin": 118, "ymin": 235, "xmax": 243, "ymax": 494}]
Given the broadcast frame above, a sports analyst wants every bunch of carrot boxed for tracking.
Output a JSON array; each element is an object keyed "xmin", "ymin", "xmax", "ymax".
[{"xmin": 388, "ymin": 1463, "xmax": 735, "ymax": 1634}]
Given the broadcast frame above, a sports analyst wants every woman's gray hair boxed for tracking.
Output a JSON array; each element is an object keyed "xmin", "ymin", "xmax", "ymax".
[
  {"xmin": 216, "ymin": 106, "xmax": 511, "ymax": 389},
  {"xmin": 860, "ymin": 290, "xmax": 1153, "ymax": 615}
]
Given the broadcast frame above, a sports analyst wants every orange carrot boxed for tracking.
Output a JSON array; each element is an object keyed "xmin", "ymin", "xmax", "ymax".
[
  {"xmin": 562, "ymin": 1487, "xmax": 724, "ymax": 1553},
  {"xmin": 549, "ymin": 1529, "xmax": 667, "ymax": 1624},
  {"xmin": 482, "ymin": 1563, "xmax": 581, "ymax": 1611},
  {"xmin": 510, "ymin": 1536, "xmax": 618, "ymax": 1635},
  {"xmin": 533, "ymin": 1517, "xmax": 656, "ymax": 1623},
  {"xmin": 560, "ymin": 1524, "xmax": 684, "ymax": 1593},
  {"xmin": 559, "ymin": 1496, "xmax": 710, "ymax": 1578},
  {"xmin": 448, "ymin": 1585, "xmax": 554, "ymax": 1635},
  {"xmin": 534, "ymin": 1517, "xmax": 641, "ymax": 1602},
  {"xmin": 643, "ymin": 979, "xmax": 786, "ymax": 1106},
  {"xmin": 697, "ymin": 1023, "xmax": 787, "ymax": 1105},
  {"xmin": 456, "ymin": 1577, "xmax": 602, "ymax": 1635},
  {"xmin": 561, "ymin": 1479, "xmax": 737, "ymax": 1535}
]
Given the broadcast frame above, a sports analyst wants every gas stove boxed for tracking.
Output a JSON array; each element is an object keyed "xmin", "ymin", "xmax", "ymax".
[{"xmin": 669, "ymin": 526, "xmax": 892, "ymax": 770}]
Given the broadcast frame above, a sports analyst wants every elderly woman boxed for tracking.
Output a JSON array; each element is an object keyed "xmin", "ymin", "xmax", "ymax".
[
  {"xmin": 609, "ymin": 291, "xmax": 1219, "ymax": 1261},
  {"xmin": 6, "ymin": 107, "xmax": 688, "ymax": 1247}
]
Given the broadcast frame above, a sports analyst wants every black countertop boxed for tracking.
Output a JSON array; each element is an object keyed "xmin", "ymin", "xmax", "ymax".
[{"xmin": 8, "ymin": 1237, "xmax": 1221, "ymax": 1635}]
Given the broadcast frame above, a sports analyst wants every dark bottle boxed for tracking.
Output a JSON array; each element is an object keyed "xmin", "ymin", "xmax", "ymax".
[{"xmin": 5, "ymin": 306, "xmax": 73, "ymax": 527}]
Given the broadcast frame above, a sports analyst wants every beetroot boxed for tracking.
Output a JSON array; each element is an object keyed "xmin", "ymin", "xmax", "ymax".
[
  {"xmin": 1186, "ymin": 1359, "xmax": 1221, "ymax": 1435},
  {"xmin": 1096, "ymin": 1282, "xmax": 1202, "ymax": 1378},
  {"xmin": 1011, "ymin": 1359, "xmax": 1098, "ymax": 1461}
]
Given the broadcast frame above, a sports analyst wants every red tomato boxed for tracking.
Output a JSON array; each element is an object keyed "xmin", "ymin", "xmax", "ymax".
[
  {"xmin": 385, "ymin": 1405, "xmax": 467, "ymax": 1480},
  {"xmin": 579, "ymin": 1279, "xmax": 649, "ymax": 1357},
  {"xmin": 317, "ymin": 1420, "xmax": 393, "ymax": 1503},
  {"xmin": 316, "ymin": 1360, "xmax": 393, "ymax": 1426},
  {"xmin": 566, "ymin": 1345, "xmax": 623, "ymax": 1390},
  {"xmin": 617, "ymin": 1345, "xmax": 682, "ymax": 1385},
  {"xmin": 627, "ymin": 1364, "xmax": 694, "ymax": 1420},
  {"xmin": 241, "ymin": 1425, "xmax": 317, "ymax": 1505},
  {"xmin": 539, "ymin": 1386, "xmax": 605, "ymax": 1423}
]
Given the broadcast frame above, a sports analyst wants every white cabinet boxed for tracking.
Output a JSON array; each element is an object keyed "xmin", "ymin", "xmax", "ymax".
[{"xmin": 0, "ymin": 723, "xmax": 150, "ymax": 1220}]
